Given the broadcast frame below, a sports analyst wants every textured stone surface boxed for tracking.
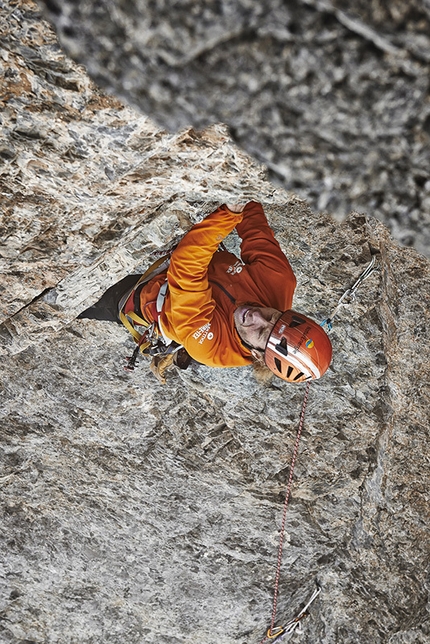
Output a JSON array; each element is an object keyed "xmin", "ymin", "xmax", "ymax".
[
  {"xmin": 38, "ymin": 0, "xmax": 430, "ymax": 256},
  {"xmin": 1, "ymin": 2, "xmax": 429, "ymax": 644}
]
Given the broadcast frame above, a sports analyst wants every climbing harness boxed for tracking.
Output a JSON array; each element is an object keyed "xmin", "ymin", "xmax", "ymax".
[
  {"xmin": 259, "ymin": 255, "xmax": 378, "ymax": 642},
  {"xmin": 321, "ymin": 255, "xmax": 377, "ymax": 331},
  {"xmin": 118, "ymin": 254, "xmax": 183, "ymax": 372}
]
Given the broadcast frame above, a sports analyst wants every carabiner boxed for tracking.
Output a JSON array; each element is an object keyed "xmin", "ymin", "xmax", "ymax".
[{"xmin": 267, "ymin": 626, "xmax": 285, "ymax": 640}]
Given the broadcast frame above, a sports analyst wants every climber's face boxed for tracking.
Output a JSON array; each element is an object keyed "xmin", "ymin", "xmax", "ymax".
[{"xmin": 234, "ymin": 305, "xmax": 282, "ymax": 351}]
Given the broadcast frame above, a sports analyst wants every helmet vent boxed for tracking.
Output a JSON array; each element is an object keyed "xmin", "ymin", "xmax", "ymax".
[
  {"xmin": 293, "ymin": 371, "xmax": 304, "ymax": 381},
  {"xmin": 276, "ymin": 337, "xmax": 289, "ymax": 356},
  {"xmin": 274, "ymin": 357, "xmax": 283, "ymax": 374},
  {"xmin": 286, "ymin": 365, "xmax": 293, "ymax": 379},
  {"xmin": 289, "ymin": 315, "xmax": 306, "ymax": 328}
]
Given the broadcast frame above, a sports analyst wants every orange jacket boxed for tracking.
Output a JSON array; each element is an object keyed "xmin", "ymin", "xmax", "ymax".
[{"xmin": 137, "ymin": 201, "xmax": 297, "ymax": 367}]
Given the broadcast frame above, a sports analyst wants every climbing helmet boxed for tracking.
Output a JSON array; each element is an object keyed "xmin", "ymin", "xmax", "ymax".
[{"xmin": 264, "ymin": 310, "xmax": 332, "ymax": 382}]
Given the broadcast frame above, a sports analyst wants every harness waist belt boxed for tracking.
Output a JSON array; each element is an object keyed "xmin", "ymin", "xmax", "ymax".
[
  {"xmin": 133, "ymin": 282, "xmax": 147, "ymax": 317},
  {"xmin": 156, "ymin": 281, "xmax": 172, "ymax": 346}
]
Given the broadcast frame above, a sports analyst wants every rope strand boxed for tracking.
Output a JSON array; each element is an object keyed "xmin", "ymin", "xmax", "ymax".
[{"xmin": 259, "ymin": 381, "xmax": 311, "ymax": 644}]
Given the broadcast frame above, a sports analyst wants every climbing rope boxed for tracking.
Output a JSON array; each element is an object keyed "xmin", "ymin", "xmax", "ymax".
[
  {"xmin": 258, "ymin": 381, "xmax": 311, "ymax": 644},
  {"xmin": 259, "ymin": 255, "xmax": 379, "ymax": 642}
]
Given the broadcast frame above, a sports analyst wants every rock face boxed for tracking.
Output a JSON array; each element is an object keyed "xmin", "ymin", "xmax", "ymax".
[
  {"xmin": 1, "ymin": 2, "xmax": 429, "ymax": 644},
  {"xmin": 38, "ymin": 0, "xmax": 430, "ymax": 256}
]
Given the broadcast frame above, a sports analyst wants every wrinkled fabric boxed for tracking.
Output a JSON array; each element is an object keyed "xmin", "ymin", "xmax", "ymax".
[{"xmin": 138, "ymin": 201, "xmax": 297, "ymax": 367}]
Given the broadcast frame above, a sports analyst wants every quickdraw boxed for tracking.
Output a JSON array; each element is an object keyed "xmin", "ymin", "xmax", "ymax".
[
  {"xmin": 266, "ymin": 586, "xmax": 321, "ymax": 642},
  {"xmin": 321, "ymin": 255, "xmax": 378, "ymax": 331}
]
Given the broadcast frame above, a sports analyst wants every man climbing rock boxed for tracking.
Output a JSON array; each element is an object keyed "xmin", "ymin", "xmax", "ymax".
[{"xmin": 79, "ymin": 201, "xmax": 332, "ymax": 383}]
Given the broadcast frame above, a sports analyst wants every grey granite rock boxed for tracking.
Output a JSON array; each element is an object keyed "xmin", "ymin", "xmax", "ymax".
[
  {"xmin": 38, "ymin": 0, "xmax": 430, "ymax": 256},
  {"xmin": 1, "ymin": 2, "xmax": 429, "ymax": 644}
]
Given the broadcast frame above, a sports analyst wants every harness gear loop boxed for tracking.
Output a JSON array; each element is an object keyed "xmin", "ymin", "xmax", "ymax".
[
  {"xmin": 124, "ymin": 324, "xmax": 154, "ymax": 372},
  {"xmin": 321, "ymin": 255, "xmax": 378, "ymax": 331}
]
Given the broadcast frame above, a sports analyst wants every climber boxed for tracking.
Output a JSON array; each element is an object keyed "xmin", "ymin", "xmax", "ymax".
[{"xmin": 78, "ymin": 201, "xmax": 332, "ymax": 383}]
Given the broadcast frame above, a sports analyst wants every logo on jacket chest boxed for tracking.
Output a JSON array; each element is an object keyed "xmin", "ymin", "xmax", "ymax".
[{"xmin": 226, "ymin": 260, "xmax": 244, "ymax": 275}]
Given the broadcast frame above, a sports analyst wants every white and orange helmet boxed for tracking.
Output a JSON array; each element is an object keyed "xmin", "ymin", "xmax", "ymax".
[{"xmin": 264, "ymin": 310, "xmax": 332, "ymax": 382}]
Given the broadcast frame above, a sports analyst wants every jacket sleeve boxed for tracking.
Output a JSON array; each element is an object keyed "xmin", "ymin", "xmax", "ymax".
[
  {"xmin": 236, "ymin": 201, "xmax": 293, "ymax": 270},
  {"xmin": 235, "ymin": 201, "xmax": 297, "ymax": 310},
  {"xmin": 166, "ymin": 205, "xmax": 245, "ymax": 365}
]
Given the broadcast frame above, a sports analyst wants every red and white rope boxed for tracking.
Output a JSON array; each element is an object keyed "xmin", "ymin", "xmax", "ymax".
[{"xmin": 259, "ymin": 381, "xmax": 311, "ymax": 644}]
